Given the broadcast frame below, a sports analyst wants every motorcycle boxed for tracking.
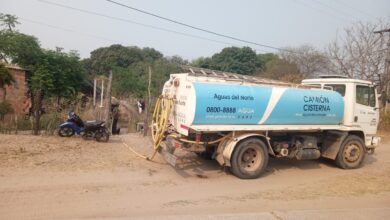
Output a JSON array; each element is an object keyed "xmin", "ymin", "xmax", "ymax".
[{"xmin": 58, "ymin": 111, "xmax": 110, "ymax": 142}]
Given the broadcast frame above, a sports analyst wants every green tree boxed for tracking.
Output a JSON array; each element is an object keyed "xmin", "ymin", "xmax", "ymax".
[
  {"xmin": 112, "ymin": 58, "xmax": 180, "ymax": 98},
  {"xmin": 1, "ymin": 29, "xmax": 86, "ymax": 134},
  {"xmin": 259, "ymin": 57, "xmax": 303, "ymax": 83},
  {"xmin": 0, "ymin": 63, "xmax": 15, "ymax": 101},
  {"xmin": 141, "ymin": 47, "xmax": 163, "ymax": 62},
  {"xmin": 210, "ymin": 47, "xmax": 259, "ymax": 74},
  {"xmin": 256, "ymin": 53, "xmax": 278, "ymax": 72},
  {"xmin": 192, "ymin": 47, "xmax": 274, "ymax": 75},
  {"xmin": 83, "ymin": 44, "xmax": 163, "ymax": 75},
  {"xmin": 0, "ymin": 30, "xmax": 42, "ymax": 64},
  {"xmin": 167, "ymin": 55, "xmax": 189, "ymax": 66},
  {"xmin": 0, "ymin": 100, "xmax": 13, "ymax": 120},
  {"xmin": 192, "ymin": 57, "xmax": 212, "ymax": 69},
  {"xmin": 42, "ymin": 50, "xmax": 86, "ymax": 99},
  {"xmin": 0, "ymin": 13, "xmax": 20, "ymax": 32}
]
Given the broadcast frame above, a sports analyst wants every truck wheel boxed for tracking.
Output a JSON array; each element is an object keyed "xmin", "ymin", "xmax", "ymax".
[
  {"xmin": 335, "ymin": 135, "xmax": 365, "ymax": 169},
  {"xmin": 230, "ymin": 137, "xmax": 269, "ymax": 179}
]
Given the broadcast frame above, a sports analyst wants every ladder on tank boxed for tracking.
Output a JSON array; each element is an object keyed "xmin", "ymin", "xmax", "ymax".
[{"xmin": 181, "ymin": 65, "xmax": 313, "ymax": 88}]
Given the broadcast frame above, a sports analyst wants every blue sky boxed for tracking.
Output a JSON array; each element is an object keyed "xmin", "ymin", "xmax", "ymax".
[{"xmin": 1, "ymin": 0, "xmax": 389, "ymax": 60}]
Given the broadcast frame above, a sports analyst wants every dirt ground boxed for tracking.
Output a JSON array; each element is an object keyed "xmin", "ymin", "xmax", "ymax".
[{"xmin": 0, "ymin": 132, "xmax": 389, "ymax": 219}]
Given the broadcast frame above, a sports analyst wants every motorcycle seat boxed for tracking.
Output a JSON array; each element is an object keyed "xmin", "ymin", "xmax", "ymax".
[{"xmin": 85, "ymin": 121, "xmax": 104, "ymax": 128}]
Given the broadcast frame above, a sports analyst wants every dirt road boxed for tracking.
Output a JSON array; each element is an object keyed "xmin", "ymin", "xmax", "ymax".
[{"xmin": 0, "ymin": 133, "xmax": 389, "ymax": 219}]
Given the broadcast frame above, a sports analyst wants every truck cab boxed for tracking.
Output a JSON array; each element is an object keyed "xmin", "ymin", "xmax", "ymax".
[{"xmin": 302, "ymin": 76, "xmax": 380, "ymax": 149}]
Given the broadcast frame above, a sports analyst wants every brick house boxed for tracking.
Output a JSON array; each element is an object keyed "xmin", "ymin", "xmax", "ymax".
[{"xmin": 0, "ymin": 64, "xmax": 31, "ymax": 116}]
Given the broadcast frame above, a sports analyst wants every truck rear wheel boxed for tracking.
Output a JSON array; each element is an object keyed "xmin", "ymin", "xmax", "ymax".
[
  {"xmin": 335, "ymin": 135, "xmax": 365, "ymax": 169},
  {"xmin": 230, "ymin": 137, "xmax": 269, "ymax": 179}
]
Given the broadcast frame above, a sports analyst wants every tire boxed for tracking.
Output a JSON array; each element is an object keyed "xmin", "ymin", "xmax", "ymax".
[
  {"xmin": 95, "ymin": 129, "xmax": 109, "ymax": 142},
  {"xmin": 58, "ymin": 127, "xmax": 75, "ymax": 137},
  {"xmin": 335, "ymin": 135, "xmax": 366, "ymax": 169},
  {"xmin": 230, "ymin": 137, "xmax": 269, "ymax": 179}
]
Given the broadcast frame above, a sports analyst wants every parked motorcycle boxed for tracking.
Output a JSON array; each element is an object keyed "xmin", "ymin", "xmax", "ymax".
[{"xmin": 58, "ymin": 112, "xmax": 109, "ymax": 142}]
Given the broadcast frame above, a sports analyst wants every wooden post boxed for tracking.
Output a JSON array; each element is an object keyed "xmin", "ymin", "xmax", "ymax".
[
  {"xmin": 93, "ymin": 78, "xmax": 97, "ymax": 108},
  {"xmin": 143, "ymin": 66, "xmax": 152, "ymax": 136},
  {"xmin": 104, "ymin": 71, "xmax": 113, "ymax": 131},
  {"xmin": 32, "ymin": 89, "xmax": 42, "ymax": 135},
  {"xmin": 100, "ymin": 79, "xmax": 104, "ymax": 107},
  {"xmin": 14, "ymin": 115, "xmax": 18, "ymax": 134},
  {"xmin": 374, "ymin": 29, "xmax": 390, "ymax": 113}
]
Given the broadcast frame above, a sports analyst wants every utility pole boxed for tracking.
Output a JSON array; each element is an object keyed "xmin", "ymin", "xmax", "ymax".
[
  {"xmin": 143, "ymin": 66, "xmax": 152, "ymax": 136},
  {"xmin": 374, "ymin": 28, "xmax": 390, "ymax": 113}
]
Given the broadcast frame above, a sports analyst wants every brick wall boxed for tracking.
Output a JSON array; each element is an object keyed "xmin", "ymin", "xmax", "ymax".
[{"xmin": 0, "ymin": 65, "xmax": 30, "ymax": 115}]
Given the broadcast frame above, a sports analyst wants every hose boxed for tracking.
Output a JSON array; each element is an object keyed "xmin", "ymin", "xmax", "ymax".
[
  {"xmin": 150, "ymin": 96, "xmax": 174, "ymax": 160},
  {"xmin": 125, "ymin": 95, "xmax": 230, "ymax": 161},
  {"xmin": 118, "ymin": 96, "xmax": 173, "ymax": 161},
  {"xmin": 122, "ymin": 141, "xmax": 148, "ymax": 159},
  {"xmin": 167, "ymin": 133, "xmax": 231, "ymax": 145}
]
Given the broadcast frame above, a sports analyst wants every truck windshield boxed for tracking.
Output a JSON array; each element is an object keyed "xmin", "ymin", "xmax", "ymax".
[{"xmin": 324, "ymin": 84, "xmax": 346, "ymax": 96}]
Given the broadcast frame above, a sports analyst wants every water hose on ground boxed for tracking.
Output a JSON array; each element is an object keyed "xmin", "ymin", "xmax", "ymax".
[{"xmin": 120, "ymin": 96, "xmax": 173, "ymax": 161}]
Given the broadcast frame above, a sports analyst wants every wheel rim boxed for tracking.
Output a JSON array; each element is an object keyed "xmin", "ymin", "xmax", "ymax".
[
  {"xmin": 238, "ymin": 144, "xmax": 262, "ymax": 172},
  {"xmin": 343, "ymin": 142, "xmax": 361, "ymax": 163},
  {"xmin": 60, "ymin": 128, "xmax": 73, "ymax": 136}
]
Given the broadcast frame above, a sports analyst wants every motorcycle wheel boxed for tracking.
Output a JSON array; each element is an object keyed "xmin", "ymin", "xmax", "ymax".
[
  {"xmin": 58, "ymin": 127, "xmax": 75, "ymax": 137},
  {"xmin": 95, "ymin": 129, "xmax": 109, "ymax": 142}
]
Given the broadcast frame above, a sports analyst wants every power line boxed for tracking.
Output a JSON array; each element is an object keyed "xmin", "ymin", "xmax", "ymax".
[
  {"xmin": 37, "ymin": 0, "xmax": 272, "ymax": 54},
  {"xmin": 19, "ymin": 17, "xmax": 273, "ymax": 61},
  {"xmin": 104, "ymin": 0, "xmax": 298, "ymax": 54},
  {"xmin": 292, "ymin": 0, "xmax": 347, "ymax": 24},
  {"xmin": 18, "ymin": 17, "xmax": 179, "ymax": 57},
  {"xmin": 19, "ymin": 17, "xmax": 119, "ymax": 43},
  {"xmin": 310, "ymin": 0, "xmax": 358, "ymax": 21},
  {"xmin": 37, "ymin": 0, "xmax": 384, "ymax": 61},
  {"xmin": 332, "ymin": 0, "xmax": 379, "ymax": 20}
]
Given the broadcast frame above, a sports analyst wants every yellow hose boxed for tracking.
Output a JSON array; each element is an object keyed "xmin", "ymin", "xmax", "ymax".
[
  {"xmin": 167, "ymin": 133, "xmax": 231, "ymax": 145},
  {"xmin": 148, "ymin": 96, "xmax": 230, "ymax": 161},
  {"xmin": 149, "ymin": 96, "xmax": 174, "ymax": 160}
]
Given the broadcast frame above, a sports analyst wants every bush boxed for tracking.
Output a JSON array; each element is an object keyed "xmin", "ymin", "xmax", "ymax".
[
  {"xmin": 40, "ymin": 112, "xmax": 63, "ymax": 135},
  {"xmin": 0, "ymin": 101, "xmax": 14, "ymax": 119},
  {"xmin": 379, "ymin": 111, "xmax": 390, "ymax": 131},
  {"xmin": 16, "ymin": 115, "xmax": 32, "ymax": 130}
]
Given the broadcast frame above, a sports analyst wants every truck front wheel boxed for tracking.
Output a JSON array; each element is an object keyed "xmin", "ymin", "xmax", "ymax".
[
  {"xmin": 230, "ymin": 138, "xmax": 269, "ymax": 179},
  {"xmin": 335, "ymin": 135, "xmax": 365, "ymax": 169}
]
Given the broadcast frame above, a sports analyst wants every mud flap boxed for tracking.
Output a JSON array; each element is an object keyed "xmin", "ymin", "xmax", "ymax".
[
  {"xmin": 159, "ymin": 142, "xmax": 177, "ymax": 167},
  {"xmin": 321, "ymin": 131, "xmax": 348, "ymax": 160}
]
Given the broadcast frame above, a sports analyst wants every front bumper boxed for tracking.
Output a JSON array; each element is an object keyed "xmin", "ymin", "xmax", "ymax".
[{"xmin": 366, "ymin": 136, "xmax": 381, "ymax": 149}]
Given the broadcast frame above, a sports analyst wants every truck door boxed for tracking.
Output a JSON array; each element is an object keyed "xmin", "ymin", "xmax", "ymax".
[{"xmin": 354, "ymin": 84, "xmax": 379, "ymax": 135}]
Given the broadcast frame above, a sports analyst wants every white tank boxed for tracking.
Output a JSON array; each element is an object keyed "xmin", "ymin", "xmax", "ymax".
[{"xmin": 163, "ymin": 74, "xmax": 344, "ymax": 135}]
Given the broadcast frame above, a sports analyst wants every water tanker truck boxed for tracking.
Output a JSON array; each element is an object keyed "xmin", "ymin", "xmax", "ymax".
[{"xmin": 151, "ymin": 67, "xmax": 380, "ymax": 179}]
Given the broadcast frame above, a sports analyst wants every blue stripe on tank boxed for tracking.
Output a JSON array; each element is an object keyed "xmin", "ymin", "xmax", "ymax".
[
  {"xmin": 193, "ymin": 82, "xmax": 272, "ymax": 124},
  {"xmin": 264, "ymin": 88, "xmax": 344, "ymax": 124}
]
